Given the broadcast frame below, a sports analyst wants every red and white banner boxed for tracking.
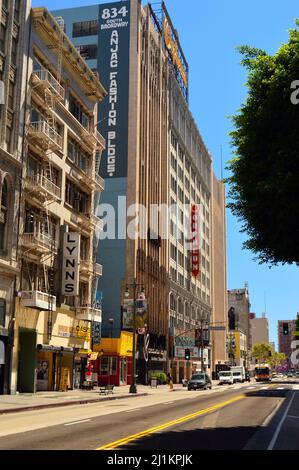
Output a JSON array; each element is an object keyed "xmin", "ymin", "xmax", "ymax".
[{"xmin": 190, "ymin": 204, "xmax": 200, "ymax": 278}]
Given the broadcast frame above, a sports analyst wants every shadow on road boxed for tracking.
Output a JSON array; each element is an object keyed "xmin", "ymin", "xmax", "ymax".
[{"xmin": 119, "ymin": 425, "xmax": 260, "ymax": 450}]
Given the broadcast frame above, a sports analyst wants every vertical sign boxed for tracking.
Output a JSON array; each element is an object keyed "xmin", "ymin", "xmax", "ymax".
[
  {"xmin": 190, "ymin": 204, "xmax": 200, "ymax": 278},
  {"xmin": 62, "ymin": 232, "xmax": 80, "ymax": 296},
  {"xmin": 98, "ymin": 1, "xmax": 131, "ymax": 179}
]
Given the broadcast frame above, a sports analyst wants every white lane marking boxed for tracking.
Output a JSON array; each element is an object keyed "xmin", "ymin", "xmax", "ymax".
[
  {"xmin": 261, "ymin": 386, "xmax": 269, "ymax": 390},
  {"xmin": 64, "ymin": 419, "xmax": 91, "ymax": 426},
  {"xmin": 287, "ymin": 415, "xmax": 299, "ymax": 419},
  {"xmin": 163, "ymin": 401, "xmax": 174, "ymax": 404},
  {"xmin": 277, "ymin": 387, "xmax": 285, "ymax": 390},
  {"xmin": 268, "ymin": 392, "xmax": 296, "ymax": 450},
  {"xmin": 125, "ymin": 409, "xmax": 141, "ymax": 413},
  {"xmin": 247, "ymin": 387, "xmax": 256, "ymax": 389}
]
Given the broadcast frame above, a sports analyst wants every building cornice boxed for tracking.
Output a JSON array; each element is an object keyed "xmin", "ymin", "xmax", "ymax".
[{"xmin": 31, "ymin": 8, "xmax": 107, "ymax": 102}]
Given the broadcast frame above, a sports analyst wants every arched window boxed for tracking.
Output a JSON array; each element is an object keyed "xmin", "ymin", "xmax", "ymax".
[
  {"xmin": 0, "ymin": 298, "xmax": 5, "ymax": 326},
  {"xmin": 0, "ymin": 178, "xmax": 8, "ymax": 250}
]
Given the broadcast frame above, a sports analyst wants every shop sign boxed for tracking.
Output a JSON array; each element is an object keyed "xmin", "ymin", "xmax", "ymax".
[
  {"xmin": 92, "ymin": 321, "xmax": 101, "ymax": 345},
  {"xmin": 98, "ymin": 1, "xmax": 131, "ymax": 179},
  {"xmin": 62, "ymin": 232, "xmax": 80, "ymax": 296},
  {"xmin": 75, "ymin": 324, "xmax": 91, "ymax": 340},
  {"xmin": 58, "ymin": 323, "xmax": 91, "ymax": 340},
  {"xmin": 174, "ymin": 346, "xmax": 200, "ymax": 359},
  {"xmin": 89, "ymin": 352, "xmax": 98, "ymax": 361}
]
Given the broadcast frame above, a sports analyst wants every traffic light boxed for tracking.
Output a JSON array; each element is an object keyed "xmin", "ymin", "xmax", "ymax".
[
  {"xmin": 185, "ymin": 348, "xmax": 191, "ymax": 360},
  {"xmin": 283, "ymin": 323, "xmax": 289, "ymax": 336}
]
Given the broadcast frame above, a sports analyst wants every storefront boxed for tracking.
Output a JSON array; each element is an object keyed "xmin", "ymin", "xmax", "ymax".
[
  {"xmin": 0, "ymin": 336, "xmax": 7, "ymax": 395},
  {"xmin": 93, "ymin": 331, "xmax": 133, "ymax": 386},
  {"xmin": 13, "ymin": 300, "xmax": 95, "ymax": 393},
  {"xmin": 36, "ymin": 345, "xmax": 74, "ymax": 392}
]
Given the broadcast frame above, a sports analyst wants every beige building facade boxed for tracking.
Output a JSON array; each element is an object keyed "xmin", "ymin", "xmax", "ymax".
[
  {"xmin": 11, "ymin": 7, "xmax": 106, "ymax": 394},
  {"xmin": 0, "ymin": 0, "xmax": 30, "ymax": 394},
  {"xmin": 211, "ymin": 173, "xmax": 227, "ymax": 375},
  {"xmin": 250, "ymin": 315, "xmax": 269, "ymax": 347}
]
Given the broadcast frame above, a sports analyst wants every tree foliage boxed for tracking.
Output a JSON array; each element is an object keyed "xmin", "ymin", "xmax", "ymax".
[
  {"xmin": 227, "ymin": 21, "xmax": 299, "ymax": 264},
  {"xmin": 252, "ymin": 343, "xmax": 273, "ymax": 363},
  {"xmin": 268, "ymin": 352, "xmax": 286, "ymax": 371}
]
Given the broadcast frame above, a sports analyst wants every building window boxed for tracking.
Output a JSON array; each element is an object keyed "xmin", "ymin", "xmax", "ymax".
[
  {"xmin": 0, "ymin": 178, "xmax": 8, "ymax": 250},
  {"xmin": 65, "ymin": 179, "xmax": 89, "ymax": 214},
  {"xmin": 67, "ymin": 138, "xmax": 90, "ymax": 173},
  {"xmin": 0, "ymin": 298, "xmax": 5, "ymax": 326},
  {"xmin": 11, "ymin": 36, "xmax": 18, "ymax": 66},
  {"xmin": 14, "ymin": 0, "xmax": 21, "ymax": 23},
  {"xmin": 69, "ymin": 94, "xmax": 90, "ymax": 129},
  {"xmin": 7, "ymin": 81, "xmax": 14, "ymax": 110},
  {"xmin": 72, "ymin": 20, "xmax": 99, "ymax": 38},
  {"xmin": 76, "ymin": 44, "xmax": 97, "ymax": 61},
  {"xmin": 0, "ymin": 23, "xmax": 6, "ymax": 54}
]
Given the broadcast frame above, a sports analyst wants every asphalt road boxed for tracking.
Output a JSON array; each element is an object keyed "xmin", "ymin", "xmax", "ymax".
[{"xmin": 0, "ymin": 380, "xmax": 297, "ymax": 450}]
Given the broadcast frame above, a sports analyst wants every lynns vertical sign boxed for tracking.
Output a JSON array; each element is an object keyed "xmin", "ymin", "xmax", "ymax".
[
  {"xmin": 62, "ymin": 233, "xmax": 80, "ymax": 296},
  {"xmin": 98, "ymin": 1, "xmax": 130, "ymax": 179}
]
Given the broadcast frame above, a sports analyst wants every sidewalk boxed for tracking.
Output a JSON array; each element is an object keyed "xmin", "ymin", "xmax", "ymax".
[{"xmin": 0, "ymin": 383, "xmax": 187, "ymax": 415}]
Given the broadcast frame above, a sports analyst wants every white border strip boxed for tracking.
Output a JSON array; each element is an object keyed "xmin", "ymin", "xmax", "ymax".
[{"xmin": 267, "ymin": 392, "xmax": 295, "ymax": 450}]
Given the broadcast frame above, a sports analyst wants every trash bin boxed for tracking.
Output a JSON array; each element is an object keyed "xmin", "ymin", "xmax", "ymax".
[{"xmin": 151, "ymin": 378, "xmax": 158, "ymax": 388}]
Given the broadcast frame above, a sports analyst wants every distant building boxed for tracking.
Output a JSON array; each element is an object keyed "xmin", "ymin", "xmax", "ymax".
[
  {"xmin": 250, "ymin": 315, "xmax": 269, "ymax": 347},
  {"xmin": 0, "ymin": 0, "xmax": 30, "ymax": 395},
  {"xmin": 227, "ymin": 286, "xmax": 251, "ymax": 366},
  {"xmin": 211, "ymin": 173, "xmax": 227, "ymax": 373},
  {"xmin": 278, "ymin": 320, "xmax": 297, "ymax": 360}
]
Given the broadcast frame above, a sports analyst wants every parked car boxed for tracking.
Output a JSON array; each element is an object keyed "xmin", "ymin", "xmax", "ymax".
[
  {"xmin": 218, "ymin": 371, "xmax": 234, "ymax": 385},
  {"xmin": 188, "ymin": 373, "xmax": 212, "ymax": 391}
]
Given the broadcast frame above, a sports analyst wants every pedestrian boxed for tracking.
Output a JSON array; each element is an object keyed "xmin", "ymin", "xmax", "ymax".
[{"xmin": 167, "ymin": 372, "xmax": 173, "ymax": 390}]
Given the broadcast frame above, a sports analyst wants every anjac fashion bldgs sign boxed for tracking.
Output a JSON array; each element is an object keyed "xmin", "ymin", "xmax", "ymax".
[{"xmin": 62, "ymin": 232, "xmax": 80, "ymax": 296}]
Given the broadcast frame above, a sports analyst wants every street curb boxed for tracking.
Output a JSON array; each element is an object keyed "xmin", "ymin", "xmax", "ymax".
[{"xmin": 0, "ymin": 393, "xmax": 149, "ymax": 415}]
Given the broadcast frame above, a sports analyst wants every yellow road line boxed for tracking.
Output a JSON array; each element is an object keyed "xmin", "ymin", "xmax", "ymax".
[{"xmin": 96, "ymin": 394, "xmax": 246, "ymax": 450}]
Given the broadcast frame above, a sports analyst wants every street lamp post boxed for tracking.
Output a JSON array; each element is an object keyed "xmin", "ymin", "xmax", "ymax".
[
  {"xmin": 124, "ymin": 280, "xmax": 145, "ymax": 394},
  {"xmin": 108, "ymin": 318, "xmax": 114, "ymax": 385}
]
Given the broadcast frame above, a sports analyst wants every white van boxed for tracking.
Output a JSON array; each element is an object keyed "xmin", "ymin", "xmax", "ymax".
[{"xmin": 218, "ymin": 371, "xmax": 234, "ymax": 385}]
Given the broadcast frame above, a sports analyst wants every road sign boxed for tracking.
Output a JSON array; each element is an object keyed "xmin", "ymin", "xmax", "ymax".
[{"xmin": 208, "ymin": 326, "xmax": 226, "ymax": 331}]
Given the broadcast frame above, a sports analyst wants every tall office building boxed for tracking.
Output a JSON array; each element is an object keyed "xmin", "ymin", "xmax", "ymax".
[
  {"xmin": 167, "ymin": 38, "xmax": 212, "ymax": 380},
  {"xmin": 250, "ymin": 314, "xmax": 269, "ymax": 347},
  {"xmin": 55, "ymin": 0, "xmax": 227, "ymax": 382},
  {"xmin": 227, "ymin": 285, "xmax": 251, "ymax": 367},
  {"xmin": 211, "ymin": 173, "xmax": 227, "ymax": 374},
  {"xmin": 54, "ymin": 0, "xmax": 169, "ymax": 380},
  {"xmin": 278, "ymin": 320, "xmax": 297, "ymax": 361},
  {"xmin": 11, "ymin": 7, "xmax": 106, "ymax": 393},
  {"xmin": 0, "ymin": 0, "xmax": 30, "ymax": 394}
]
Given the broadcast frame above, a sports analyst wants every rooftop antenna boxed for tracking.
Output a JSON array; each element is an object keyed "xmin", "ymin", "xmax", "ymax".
[{"xmin": 220, "ymin": 144, "xmax": 223, "ymax": 180}]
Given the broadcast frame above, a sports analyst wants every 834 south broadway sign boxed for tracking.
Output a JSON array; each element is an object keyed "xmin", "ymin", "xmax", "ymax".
[{"xmin": 98, "ymin": 1, "xmax": 130, "ymax": 179}]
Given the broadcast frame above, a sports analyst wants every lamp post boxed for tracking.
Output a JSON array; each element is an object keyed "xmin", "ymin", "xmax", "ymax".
[
  {"xmin": 108, "ymin": 318, "xmax": 114, "ymax": 385},
  {"xmin": 124, "ymin": 280, "xmax": 145, "ymax": 394},
  {"xmin": 197, "ymin": 310, "xmax": 210, "ymax": 373}
]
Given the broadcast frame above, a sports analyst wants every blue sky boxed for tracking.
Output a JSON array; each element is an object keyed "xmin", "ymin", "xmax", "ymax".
[{"xmin": 33, "ymin": 0, "xmax": 299, "ymax": 347}]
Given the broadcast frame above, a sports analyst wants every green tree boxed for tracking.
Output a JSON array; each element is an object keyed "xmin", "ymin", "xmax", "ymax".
[
  {"xmin": 269, "ymin": 352, "xmax": 286, "ymax": 371},
  {"xmin": 227, "ymin": 21, "xmax": 299, "ymax": 264},
  {"xmin": 252, "ymin": 343, "xmax": 273, "ymax": 363}
]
